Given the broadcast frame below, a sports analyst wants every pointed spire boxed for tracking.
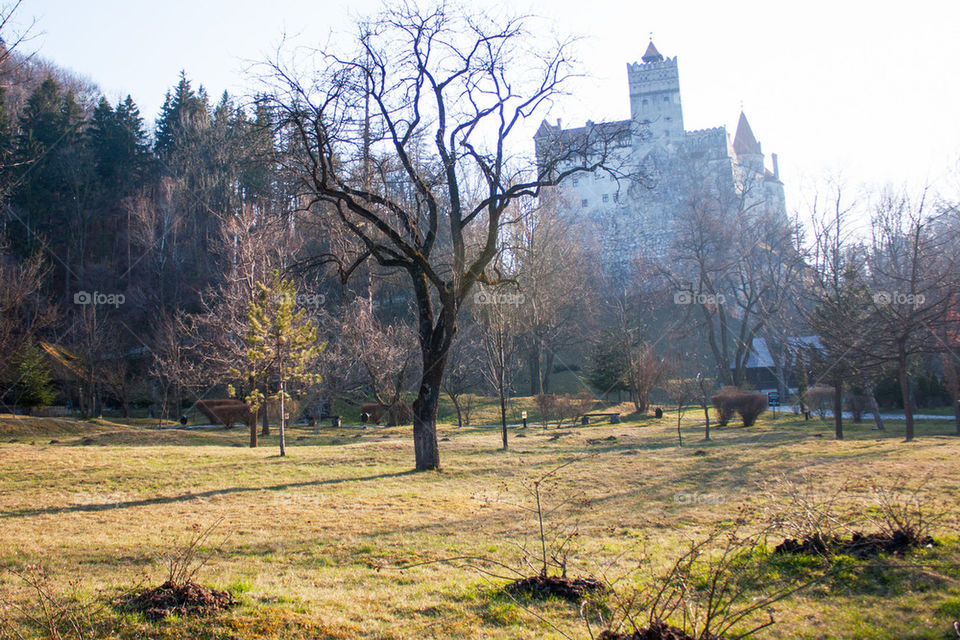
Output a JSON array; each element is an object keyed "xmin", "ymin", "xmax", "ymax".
[
  {"xmin": 733, "ymin": 111, "xmax": 761, "ymax": 156},
  {"xmin": 642, "ymin": 40, "xmax": 664, "ymax": 63}
]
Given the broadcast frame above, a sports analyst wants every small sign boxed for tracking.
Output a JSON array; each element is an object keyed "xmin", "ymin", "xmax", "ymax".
[{"xmin": 767, "ymin": 391, "xmax": 781, "ymax": 407}]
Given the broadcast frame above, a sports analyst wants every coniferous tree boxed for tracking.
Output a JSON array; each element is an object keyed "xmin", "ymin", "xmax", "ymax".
[{"xmin": 237, "ymin": 271, "xmax": 324, "ymax": 456}]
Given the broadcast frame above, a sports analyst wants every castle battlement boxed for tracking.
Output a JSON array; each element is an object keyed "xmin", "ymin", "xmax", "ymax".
[
  {"xmin": 685, "ymin": 127, "xmax": 726, "ymax": 138},
  {"xmin": 627, "ymin": 56, "xmax": 678, "ymax": 72}
]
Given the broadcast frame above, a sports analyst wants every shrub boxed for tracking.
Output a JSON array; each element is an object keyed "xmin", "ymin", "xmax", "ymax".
[
  {"xmin": 534, "ymin": 393, "xmax": 557, "ymax": 427},
  {"xmin": 845, "ymin": 393, "xmax": 870, "ymax": 423},
  {"xmin": 194, "ymin": 399, "xmax": 255, "ymax": 428},
  {"xmin": 803, "ymin": 385, "xmax": 833, "ymax": 418},
  {"xmin": 710, "ymin": 386, "xmax": 739, "ymax": 426},
  {"xmin": 383, "ymin": 401, "xmax": 413, "ymax": 426},
  {"xmin": 734, "ymin": 392, "xmax": 768, "ymax": 426},
  {"xmin": 711, "ymin": 387, "xmax": 766, "ymax": 426}
]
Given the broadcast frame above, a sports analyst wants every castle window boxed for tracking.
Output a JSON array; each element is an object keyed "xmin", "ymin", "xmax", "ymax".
[
  {"xmin": 602, "ymin": 194, "xmax": 609, "ymax": 203},
  {"xmin": 572, "ymin": 178, "xmax": 579, "ymax": 186},
  {"xmin": 663, "ymin": 96, "xmax": 670, "ymax": 103},
  {"xmin": 665, "ymin": 130, "xmax": 670, "ymax": 137},
  {"xmin": 613, "ymin": 193, "xmax": 619, "ymax": 203},
  {"xmin": 642, "ymin": 98, "xmax": 648, "ymax": 107},
  {"xmin": 581, "ymin": 199, "xmax": 588, "ymax": 208}
]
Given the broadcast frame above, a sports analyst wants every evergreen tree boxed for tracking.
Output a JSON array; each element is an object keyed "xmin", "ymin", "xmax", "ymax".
[
  {"xmin": 587, "ymin": 334, "xmax": 629, "ymax": 400},
  {"xmin": 154, "ymin": 71, "xmax": 210, "ymax": 162},
  {"xmin": 89, "ymin": 94, "xmax": 152, "ymax": 193},
  {"xmin": 237, "ymin": 271, "xmax": 324, "ymax": 456},
  {"xmin": 12, "ymin": 344, "xmax": 56, "ymax": 413}
]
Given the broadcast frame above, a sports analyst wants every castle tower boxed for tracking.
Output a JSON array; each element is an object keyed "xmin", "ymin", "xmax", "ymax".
[
  {"xmin": 732, "ymin": 110, "xmax": 763, "ymax": 173},
  {"xmin": 627, "ymin": 41, "xmax": 684, "ymax": 140}
]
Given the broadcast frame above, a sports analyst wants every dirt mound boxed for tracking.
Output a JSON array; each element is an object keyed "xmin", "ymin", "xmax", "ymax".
[
  {"xmin": 599, "ymin": 619, "xmax": 718, "ymax": 640},
  {"xmin": 504, "ymin": 574, "xmax": 605, "ymax": 601},
  {"xmin": 774, "ymin": 530, "xmax": 934, "ymax": 559},
  {"xmin": 120, "ymin": 580, "xmax": 235, "ymax": 621}
]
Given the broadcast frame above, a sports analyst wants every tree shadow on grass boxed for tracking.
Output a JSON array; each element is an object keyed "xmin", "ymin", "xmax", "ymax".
[{"xmin": 0, "ymin": 470, "xmax": 417, "ymax": 519}]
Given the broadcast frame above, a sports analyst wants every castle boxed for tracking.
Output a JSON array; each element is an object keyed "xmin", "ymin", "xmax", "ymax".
[{"xmin": 534, "ymin": 41, "xmax": 787, "ymax": 279}]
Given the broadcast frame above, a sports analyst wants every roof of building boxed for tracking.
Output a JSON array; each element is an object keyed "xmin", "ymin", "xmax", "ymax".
[
  {"xmin": 642, "ymin": 41, "xmax": 664, "ymax": 63},
  {"xmin": 733, "ymin": 111, "xmax": 761, "ymax": 156},
  {"xmin": 534, "ymin": 118, "xmax": 634, "ymax": 149}
]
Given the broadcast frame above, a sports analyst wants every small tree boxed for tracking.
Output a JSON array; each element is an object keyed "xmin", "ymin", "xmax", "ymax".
[
  {"xmin": 12, "ymin": 344, "xmax": 55, "ymax": 414},
  {"xmin": 237, "ymin": 271, "xmax": 324, "ymax": 456}
]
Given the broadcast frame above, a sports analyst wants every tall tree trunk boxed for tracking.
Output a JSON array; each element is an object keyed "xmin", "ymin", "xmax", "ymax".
[
  {"xmin": 898, "ymin": 344, "xmax": 914, "ymax": 441},
  {"xmin": 542, "ymin": 350, "xmax": 555, "ymax": 394},
  {"xmin": 410, "ymin": 273, "xmax": 451, "ymax": 471},
  {"xmin": 413, "ymin": 354, "xmax": 444, "ymax": 470},
  {"xmin": 447, "ymin": 391, "xmax": 463, "ymax": 428},
  {"xmin": 499, "ymin": 387, "xmax": 508, "ymax": 450},
  {"xmin": 833, "ymin": 380, "xmax": 843, "ymax": 440},
  {"xmin": 528, "ymin": 343, "xmax": 542, "ymax": 396},
  {"xmin": 249, "ymin": 414, "xmax": 258, "ymax": 448},
  {"xmin": 261, "ymin": 404, "xmax": 270, "ymax": 437},
  {"xmin": 279, "ymin": 381, "xmax": 286, "ymax": 457},
  {"xmin": 865, "ymin": 378, "xmax": 885, "ymax": 431}
]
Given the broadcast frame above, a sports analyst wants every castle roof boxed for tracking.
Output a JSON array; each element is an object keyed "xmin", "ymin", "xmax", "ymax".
[
  {"xmin": 642, "ymin": 41, "xmax": 664, "ymax": 63},
  {"xmin": 733, "ymin": 111, "xmax": 761, "ymax": 156},
  {"xmin": 534, "ymin": 118, "xmax": 633, "ymax": 148}
]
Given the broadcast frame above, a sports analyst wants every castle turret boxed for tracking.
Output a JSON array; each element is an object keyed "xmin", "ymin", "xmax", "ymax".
[
  {"xmin": 732, "ymin": 110, "xmax": 763, "ymax": 173},
  {"xmin": 627, "ymin": 40, "xmax": 684, "ymax": 141}
]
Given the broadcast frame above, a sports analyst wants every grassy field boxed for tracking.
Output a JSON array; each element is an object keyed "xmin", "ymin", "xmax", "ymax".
[{"xmin": 1, "ymin": 406, "xmax": 959, "ymax": 639}]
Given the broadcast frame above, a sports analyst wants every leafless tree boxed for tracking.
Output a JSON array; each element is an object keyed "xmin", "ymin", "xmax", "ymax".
[
  {"xmin": 321, "ymin": 297, "xmax": 419, "ymax": 411},
  {"xmin": 474, "ymin": 288, "xmax": 522, "ymax": 449},
  {"xmin": 513, "ymin": 191, "xmax": 598, "ymax": 394},
  {"xmin": 861, "ymin": 189, "xmax": 960, "ymax": 440},
  {"xmin": 264, "ymin": 3, "xmax": 628, "ymax": 469}
]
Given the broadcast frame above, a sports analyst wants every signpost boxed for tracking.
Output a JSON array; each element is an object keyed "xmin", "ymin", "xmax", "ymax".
[{"xmin": 767, "ymin": 391, "xmax": 780, "ymax": 419}]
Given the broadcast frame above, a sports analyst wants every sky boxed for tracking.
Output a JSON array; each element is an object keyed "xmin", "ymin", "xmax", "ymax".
[{"xmin": 16, "ymin": 0, "xmax": 960, "ymax": 207}]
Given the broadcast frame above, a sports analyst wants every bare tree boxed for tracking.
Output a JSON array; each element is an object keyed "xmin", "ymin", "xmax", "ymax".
[
  {"xmin": 862, "ymin": 189, "xmax": 960, "ymax": 440},
  {"xmin": 474, "ymin": 288, "xmax": 522, "ymax": 449},
  {"xmin": 321, "ymin": 297, "xmax": 419, "ymax": 412},
  {"xmin": 265, "ymin": 4, "xmax": 627, "ymax": 469},
  {"xmin": 441, "ymin": 321, "xmax": 483, "ymax": 427},
  {"xmin": 513, "ymin": 191, "xmax": 598, "ymax": 394}
]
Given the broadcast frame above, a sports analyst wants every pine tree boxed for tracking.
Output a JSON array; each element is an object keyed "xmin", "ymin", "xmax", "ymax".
[
  {"xmin": 154, "ymin": 71, "xmax": 210, "ymax": 162},
  {"xmin": 237, "ymin": 271, "xmax": 324, "ymax": 456},
  {"xmin": 13, "ymin": 344, "xmax": 56, "ymax": 414}
]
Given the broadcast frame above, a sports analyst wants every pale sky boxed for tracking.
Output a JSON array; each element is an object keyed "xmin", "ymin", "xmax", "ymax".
[{"xmin": 19, "ymin": 0, "xmax": 960, "ymax": 207}]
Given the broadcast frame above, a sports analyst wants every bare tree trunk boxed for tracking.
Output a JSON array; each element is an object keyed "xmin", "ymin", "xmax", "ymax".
[
  {"xmin": 500, "ymin": 389, "xmax": 508, "ymax": 450},
  {"xmin": 528, "ymin": 343, "xmax": 542, "ymax": 396},
  {"xmin": 261, "ymin": 404, "xmax": 270, "ymax": 437},
  {"xmin": 865, "ymin": 378, "xmax": 885, "ymax": 431},
  {"xmin": 446, "ymin": 390, "xmax": 463, "ymax": 428},
  {"xmin": 833, "ymin": 381, "xmax": 843, "ymax": 440},
  {"xmin": 279, "ymin": 382, "xmax": 286, "ymax": 457},
  {"xmin": 542, "ymin": 351, "xmax": 555, "ymax": 394},
  {"xmin": 249, "ymin": 415, "xmax": 258, "ymax": 448},
  {"xmin": 412, "ymin": 362, "xmax": 443, "ymax": 470},
  {"xmin": 898, "ymin": 345, "xmax": 914, "ymax": 441}
]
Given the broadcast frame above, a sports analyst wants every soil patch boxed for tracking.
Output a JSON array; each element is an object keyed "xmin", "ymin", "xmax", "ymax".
[
  {"xmin": 599, "ymin": 619, "xmax": 718, "ymax": 640},
  {"xmin": 119, "ymin": 580, "xmax": 235, "ymax": 621},
  {"xmin": 774, "ymin": 530, "xmax": 934, "ymax": 559},
  {"xmin": 504, "ymin": 574, "xmax": 605, "ymax": 601}
]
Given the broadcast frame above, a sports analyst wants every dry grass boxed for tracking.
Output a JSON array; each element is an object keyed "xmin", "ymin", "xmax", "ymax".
[{"xmin": 0, "ymin": 406, "xmax": 958, "ymax": 639}]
